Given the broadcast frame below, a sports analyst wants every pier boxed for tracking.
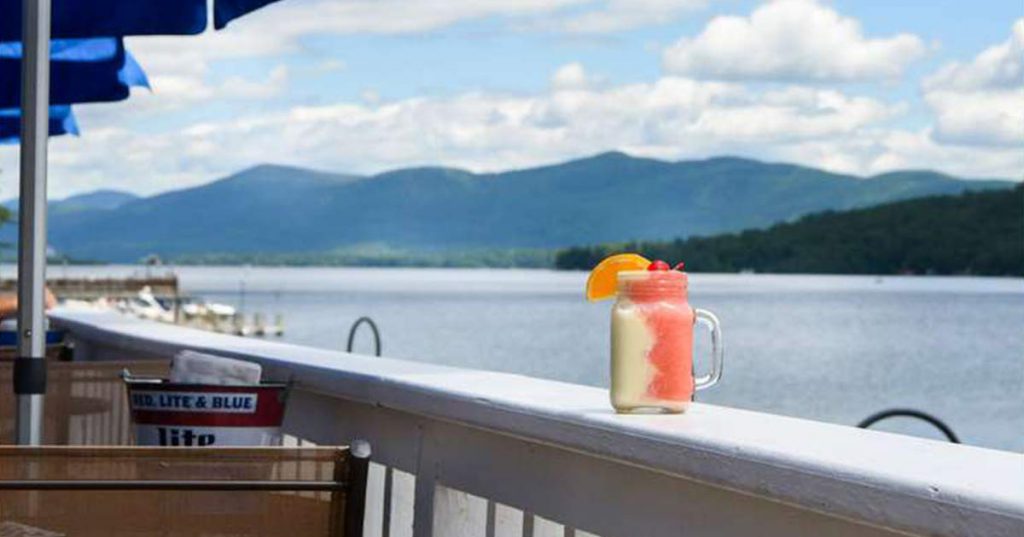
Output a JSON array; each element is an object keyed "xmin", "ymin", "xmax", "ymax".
[
  {"xmin": 0, "ymin": 276, "xmax": 179, "ymax": 301},
  {"xmin": 0, "ymin": 275, "xmax": 283, "ymax": 338}
]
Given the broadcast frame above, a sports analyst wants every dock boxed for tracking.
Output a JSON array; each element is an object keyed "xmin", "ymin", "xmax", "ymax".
[
  {"xmin": 0, "ymin": 276, "xmax": 179, "ymax": 301},
  {"xmin": 0, "ymin": 275, "xmax": 282, "ymax": 338}
]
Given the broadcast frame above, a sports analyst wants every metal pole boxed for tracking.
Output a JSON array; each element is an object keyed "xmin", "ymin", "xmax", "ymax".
[{"xmin": 15, "ymin": 0, "xmax": 51, "ymax": 445}]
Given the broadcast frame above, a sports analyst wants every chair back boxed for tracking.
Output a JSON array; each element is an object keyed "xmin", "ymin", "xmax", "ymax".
[
  {"xmin": 0, "ymin": 445, "xmax": 369, "ymax": 537},
  {"xmin": 0, "ymin": 360, "xmax": 170, "ymax": 444}
]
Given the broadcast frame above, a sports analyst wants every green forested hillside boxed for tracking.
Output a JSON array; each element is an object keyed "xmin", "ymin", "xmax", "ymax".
[
  {"xmin": 555, "ymin": 185, "xmax": 1024, "ymax": 276},
  {"xmin": 0, "ymin": 152, "xmax": 1010, "ymax": 262}
]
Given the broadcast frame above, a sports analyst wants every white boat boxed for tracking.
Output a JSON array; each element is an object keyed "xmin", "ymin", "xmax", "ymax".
[
  {"xmin": 123, "ymin": 286, "xmax": 174, "ymax": 323},
  {"xmin": 180, "ymin": 298, "xmax": 236, "ymax": 320}
]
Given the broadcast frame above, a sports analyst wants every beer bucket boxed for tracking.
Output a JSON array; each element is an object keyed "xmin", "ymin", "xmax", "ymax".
[{"xmin": 124, "ymin": 374, "xmax": 288, "ymax": 447}]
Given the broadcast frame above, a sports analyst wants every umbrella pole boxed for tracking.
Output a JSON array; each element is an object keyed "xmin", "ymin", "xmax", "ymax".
[{"xmin": 15, "ymin": 0, "xmax": 51, "ymax": 446}]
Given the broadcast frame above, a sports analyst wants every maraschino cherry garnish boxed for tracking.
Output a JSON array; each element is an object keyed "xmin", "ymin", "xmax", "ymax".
[{"xmin": 647, "ymin": 260, "xmax": 671, "ymax": 271}]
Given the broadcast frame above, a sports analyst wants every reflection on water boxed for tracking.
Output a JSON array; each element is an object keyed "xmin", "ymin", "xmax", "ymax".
[{"xmin": 28, "ymin": 265, "xmax": 1024, "ymax": 452}]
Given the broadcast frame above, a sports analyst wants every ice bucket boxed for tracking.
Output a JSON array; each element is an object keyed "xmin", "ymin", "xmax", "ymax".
[{"xmin": 124, "ymin": 374, "xmax": 289, "ymax": 446}]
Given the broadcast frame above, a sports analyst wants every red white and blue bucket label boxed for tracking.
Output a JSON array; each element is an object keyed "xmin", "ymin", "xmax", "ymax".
[
  {"xmin": 125, "ymin": 381, "xmax": 288, "ymax": 447},
  {"xmin": 130, "ymin": 391, "xmax": 258, "ymax": 413}
]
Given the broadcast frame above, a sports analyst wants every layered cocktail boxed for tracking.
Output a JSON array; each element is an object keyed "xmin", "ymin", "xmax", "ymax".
[{"xmin": 587, "ymin": 255, "xmax": 723, "ymax": 413}]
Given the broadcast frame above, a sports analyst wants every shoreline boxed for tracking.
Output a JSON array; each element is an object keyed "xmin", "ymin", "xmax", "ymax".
[{"xmin": 2, "ymin": 261, "xmax": 1022, "ymax": 280}]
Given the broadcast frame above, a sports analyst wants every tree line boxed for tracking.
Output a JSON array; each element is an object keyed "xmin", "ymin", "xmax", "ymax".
[{"xmin": 555, "ymin": 185, "xmax": 1023, "ymax": 276}]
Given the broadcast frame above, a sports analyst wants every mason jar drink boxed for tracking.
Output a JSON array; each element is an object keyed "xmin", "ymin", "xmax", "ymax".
[{"xmin": 610, "ymin": 268, "xmax": 722, "ymax": 413}]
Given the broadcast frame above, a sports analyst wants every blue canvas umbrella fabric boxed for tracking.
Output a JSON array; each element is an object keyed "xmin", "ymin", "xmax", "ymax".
[
  {"xmin": 0, "ymin": 105, "xmax": 77, "ymax": 143},
  {"xmin": 0, "ymin": 38, "xmax": 149, "ymax": 107},
  {"xmin": 0, "ymin": 0, "xmax": 282, "ymax": 39}
]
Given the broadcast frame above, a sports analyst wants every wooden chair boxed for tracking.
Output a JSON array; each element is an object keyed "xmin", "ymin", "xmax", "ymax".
[
  {"xmin": 0, "ymin": 360, "xmax": 170, "ymax": 445},
  {"xmin": 0, "ymin": 444, "xmax": 369, "ymax": 537}
]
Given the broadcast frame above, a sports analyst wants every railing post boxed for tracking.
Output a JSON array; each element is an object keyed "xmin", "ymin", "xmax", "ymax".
[{"xmin": 341, "ymin": 440, "xmax": 371, "ymax": 537}]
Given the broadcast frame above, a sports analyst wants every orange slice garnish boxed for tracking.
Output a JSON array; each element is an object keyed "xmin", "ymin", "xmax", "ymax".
[{"xmin": 585, "ymin": 253, "xmax": 650, "ymax": 301}]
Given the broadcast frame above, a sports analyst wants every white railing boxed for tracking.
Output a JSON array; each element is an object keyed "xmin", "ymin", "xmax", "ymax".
[{"xmin": 52, "ymin": 309, "xmax": 1023, "ymax": 537}]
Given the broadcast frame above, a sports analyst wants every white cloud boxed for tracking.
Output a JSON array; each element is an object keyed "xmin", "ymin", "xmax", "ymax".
[
  {"xmin": 96, "ymin": 0, "xmax": 713, "ymax": 127},
  {"xmin": 231, "ymin": 0, "xmax": 708, "ymax": 39},
  {"xmin": 147, "ymin": 64, "xmax": 288, "ymax": 103},
  {"xmin": 662, "ymin": 0, "xmax": 926, "ymax": 81},
  {"xmin": 868, "ymin": 129, "xmax": 1022, "ymax": 179},
  {"xmin": 108, "ymin": 0, "xmax": 590, "ymax": 119},
  {"xmin": 203, "ymin": 0, "xmax": 587, "ymax": 47},
  {"xmin": 4, "ymin": 65, "xmax": 1019, "ymax": 199},
  {"xmin": 923, "ymin": 89, "xmax": 1022, "ymax": 147},
  {"xmin": 360, "ymin": 89, "xmax": 381, "ymax": 105},
  {"xmin": 923, "ymin": 19, "xmax": 1023, "ymax": 92},
  {"xmin": 124, "ymin": 0, "xmax": 708, "ymax": 65},
  {"xmin": 314, "ymin": 59, "xmax": 346, "ymax": 74},
  {"xmin": 113, "ymin": 0, "xmax": 682, "ymax": 119},
  {"xmin": 553, "ymin": 0, "xmax": 709, "ymax": 33},
  {"xmin": 1, "ymin": 68, "xmax": 925, "ymax": 197},
  {"xmin": 693, "ymin": 86, "xmax": 902, "ymax": 142},
  {"xmin": 551, "ymin": 63, "xmax": 592, "ymax": 90},
  {"xmin": 238, "ymin": 79, "xmax": 895, "ymax": 169},
  {"xmin": 921, "ymin": 19, "xmax": 1024, "ymax": 148},
  {"xmin": 752, "ymin": 127, "xmax": 1019, "ymax": 180},
  {"xmin": 120, "ymin": 30, "xmax": 291, "ymax": 117}
]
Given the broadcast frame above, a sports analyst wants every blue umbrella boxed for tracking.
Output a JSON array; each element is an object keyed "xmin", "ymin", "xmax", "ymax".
[
  {"xmin": 0, "ymin": 0, "xmax": 282, "ymax": 39},
  {"xmin": 10, "ymin": 0, "xmax": 287, "ymax": 445},
  {"xmin": 0, "ymin": 105, "xmax": 78, "ymax": 143},
  {"xmin": 1, "ymin": 38, "xmax": 149, "ymax": 107}
]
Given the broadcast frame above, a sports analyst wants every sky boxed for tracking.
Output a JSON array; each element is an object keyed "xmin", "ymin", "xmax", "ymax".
[{"xmin": 0, "ymin": 0, "xmax": 1021, "ymax": 198}]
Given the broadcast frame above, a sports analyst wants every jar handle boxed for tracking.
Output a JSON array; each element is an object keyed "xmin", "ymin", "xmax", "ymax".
[{"xmin": 693, "ymin": 308, "xmax": 724, "ymax": 391}]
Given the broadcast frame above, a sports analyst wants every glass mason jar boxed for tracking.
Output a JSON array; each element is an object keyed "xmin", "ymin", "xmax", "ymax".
[{"xmin": 610, "ymin": 270, "xmax": 723, "ymax": 413}]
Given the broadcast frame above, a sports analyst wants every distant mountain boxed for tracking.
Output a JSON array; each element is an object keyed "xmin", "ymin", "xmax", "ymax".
[
  {"xmin": 556, "ymin": 184, "xmax": 1024, "ymax": 276},
  {"xmin": 55, "ymin": 189, "xmax": 140, "ymax": 212},
  {"xmin": 2, "ymin": 189, "xmax": 139, "ymax": 214},
  {"xmin": 1, "ymin": 153, "xmax": 1012, "ymax": 262}
]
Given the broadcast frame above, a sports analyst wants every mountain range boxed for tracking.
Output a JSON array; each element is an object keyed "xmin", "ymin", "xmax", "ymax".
[{"xmin": 0, "ymin": 152, "xmax": 1014, "ymax": 262}]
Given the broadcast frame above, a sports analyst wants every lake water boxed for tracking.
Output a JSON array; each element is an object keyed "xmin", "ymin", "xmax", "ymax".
[{"xmin": 33, "ymin": 265, "xmax": 1024, "ymax": 452}]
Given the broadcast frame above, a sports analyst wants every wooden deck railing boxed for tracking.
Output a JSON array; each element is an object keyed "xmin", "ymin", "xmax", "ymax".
[{"xmin": 50, "ymin": 309, "xmax": 1024, "ymax": 537}]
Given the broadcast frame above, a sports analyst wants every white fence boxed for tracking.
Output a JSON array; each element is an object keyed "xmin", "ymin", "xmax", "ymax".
[{"xmin": 53, "ymin": 310, "xmax": 1024, "ymax": 537}]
